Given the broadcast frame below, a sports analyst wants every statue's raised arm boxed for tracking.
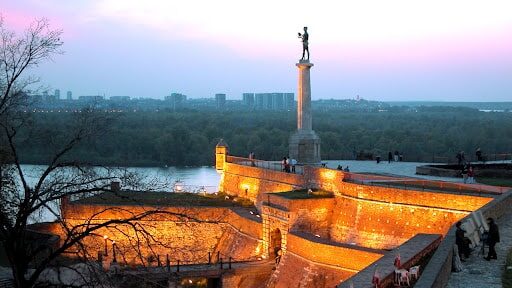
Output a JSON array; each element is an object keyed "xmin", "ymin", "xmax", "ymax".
[{"xmin": 298, "ymin": 27, "xmax": 309, "ymax": 61}]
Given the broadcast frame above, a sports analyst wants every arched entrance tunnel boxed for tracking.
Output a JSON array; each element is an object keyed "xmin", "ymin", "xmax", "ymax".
[{"xmin": 269, "ymin": 228, "xmax": 282, "ymax": 259}]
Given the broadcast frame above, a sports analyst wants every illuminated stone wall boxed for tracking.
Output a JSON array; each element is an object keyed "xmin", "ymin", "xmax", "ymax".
[
  {"xmin": 267, "ymin": 253, "xmax": 355, "ymax": 288},
  {"xmin": 329, "ymin": 196, "xmax": 469, "ymax": 249},
  {"xmin": 328, "ymin": 182, "xmax": 492, "ymax": 249},
  {"xmin": 287, "ymin": 198, "xmax": 334, "ymax": 237},
  {"xmin": 286, "ymin": 233, "xmax": 383, "ymax": 271},
  {"xmin": 220, "ymin": 162, "xmax": 493, "ymax": 250},
  {"xmin": 219, "ymin": 162, "xmax": 304, "ymax": 207},
  {"xmin": 55, "ymin": 203, "xmax": 263, "ymax": 265},
  {"xmin": 263, "ymin": 194, "xmax": 334, "ymax": 243},
  {"xmin": 338, "ymin": 181, "xmax": 492, "ymax": 212}
]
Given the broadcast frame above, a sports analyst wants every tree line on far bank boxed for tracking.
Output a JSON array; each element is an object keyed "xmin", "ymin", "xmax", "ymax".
[{"xmin": 17, "ymin": 107, "xmax": 512, "ymax": 167}]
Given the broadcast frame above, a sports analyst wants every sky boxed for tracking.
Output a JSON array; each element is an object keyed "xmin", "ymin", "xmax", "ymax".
[{"xmin": 2, "ymin": 0, "xmax": 512, "ymax": 101}]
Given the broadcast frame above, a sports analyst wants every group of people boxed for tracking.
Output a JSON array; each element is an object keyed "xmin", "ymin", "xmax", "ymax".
[
  {"xmin": 388, "ymin": 151, "xmax": 403, "ymax": 163},
  {"xmin": 281, "ymin": 157, "xmax": 297, "ymax": 173},
  {"xmin": 336, "ymin": 165, "xmax": 350, "ymax": 172},
  {"xmin": 455, "ymin": 217, "xmax": 500, "ymax": 264},
  {"xmin": 461, "ymin": 163, "xmax": 476, "ymax": 184},
  {"xmin": 456, "ymin": 148, "xmax": 485, "ymax": 183},
  {"xmin": 456, "ymin": 148, "xmax": 484, "ymax": 166}
]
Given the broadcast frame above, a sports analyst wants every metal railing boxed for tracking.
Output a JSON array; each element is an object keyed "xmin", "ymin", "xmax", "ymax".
[
  {"xmin": 431, "ymin": 153, "xmax": 512, "ymax": 164},
  {"xmin": 226, "ymin": 156, "xmax": 304, "ymax": 174},
  {"xmin": 109, "ymin": 251, "xmax": 261, "ymax": 273}
]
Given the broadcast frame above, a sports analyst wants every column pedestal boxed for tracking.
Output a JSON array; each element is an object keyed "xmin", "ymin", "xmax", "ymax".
[{"xmin": 289, "ymin": 130, "xmax": 321, "ymax": 164}]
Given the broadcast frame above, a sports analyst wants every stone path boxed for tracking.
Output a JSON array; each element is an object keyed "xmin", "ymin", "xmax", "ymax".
[
  {"xmin": 447, "ymin": 210, "xmax": 512, "ymax": 288},
  {"xmin": 326, "ymin": 160, "xmax": 511, "ymax": 183}
]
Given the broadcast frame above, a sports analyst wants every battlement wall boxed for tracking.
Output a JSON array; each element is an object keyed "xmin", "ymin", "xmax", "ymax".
[
  {"xmin": 220, "ymin": 163, "xmax": 492, "ymax": 250},
  {"xmin": 220, "ymin": 162, "xmax": 304, "ymax": 206},
  {"xmin": 286, "ymin": 232, "xmax": 383, "ymax": 271},
  {"xmin": 48, "ymin": 201, "xmax": 264, "ymax": 265},
  {"xmin": 329, "ymin": 195, "xmax": 470, "ymax": 249}
]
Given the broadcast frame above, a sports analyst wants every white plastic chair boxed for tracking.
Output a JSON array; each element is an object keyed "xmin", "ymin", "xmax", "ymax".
[
  {"xmin": 394, "ymin": 269, "xmax": 401, "ymax": 284},
  {"xmin": 398, "ymin": 269, "xmax": 410, "ymax": 286},
  {"xmin": 409, "ymin": 265, "xmax": 420, "ymax": 280}
]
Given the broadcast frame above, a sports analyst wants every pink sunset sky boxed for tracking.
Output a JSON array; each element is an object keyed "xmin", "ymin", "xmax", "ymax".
[{"xmin": 2, "ymin": 0, "xmax": 512, "ymax": 101}]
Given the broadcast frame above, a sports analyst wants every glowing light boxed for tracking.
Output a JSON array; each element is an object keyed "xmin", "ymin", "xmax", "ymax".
[
  {"xmin": 320, "ymin": 170, "xmax": 338, "ymax": 181},
  {"xmin": 173, "ymin": 180, "xmax": 184, "ymax": 192}
]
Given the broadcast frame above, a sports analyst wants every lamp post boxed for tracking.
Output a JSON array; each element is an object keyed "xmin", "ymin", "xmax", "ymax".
[
  {"xmin": 103, "ymin": 235, "xmax": 108, "ymax": 256},
  {"xmin": 112, "ymin": 240, "xmax": 117, "ymax": 263}
]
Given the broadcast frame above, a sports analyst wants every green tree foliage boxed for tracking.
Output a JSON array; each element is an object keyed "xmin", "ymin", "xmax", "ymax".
[{"xmin": 16, "ymin": 107, "xmax": 512, "ymax": 166}]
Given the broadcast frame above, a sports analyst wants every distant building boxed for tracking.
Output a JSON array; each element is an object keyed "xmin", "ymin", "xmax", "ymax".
[
  {"xmin": 54, "ymin": 89, "xmax": 60, "ymax": 100},
  {"xmin": 165, "ymin": 92, "xmax": 187, "ymax": 110},
  {"xmin": 78, "ymin": 95, "xmax": 104, "ymax": 102},
  {"xmin": 264, "ymin": 93, "xmax": 273, "ymax": 110},
  {"xmin": 32, "ymin": 94, "xmax": 43, "ymax": 103},
  {"xmin": 284, "ymin": 93, "xmax": 294, "ymax": 110},
  {"xmin": 272, "ymin": 93, "xmax": 284, "ymax": 110},
  {"xmin": 215, "ymin": 93, "xmax": 226, "ymax": 110},
  {"xmin": 255, "ymin": 93, "xmax": 264, "ymax": 110},
  {"xmin": 243, "ymin": 93, "xmax": 255, "ymax": 107},
  {"xmin": 66, "ymin": 91, "xmax": 72, "ymax": 100},
  {"xmin": 42, "ymin": 91, "xmax": 50, "ymax": 102},
  {"xmin": 110, "ymin": 96, "xmax": 131, "ymax": 101},
  {"xmin": 251, "ymin": 92, "xmax": 294, "ymax": 110}
]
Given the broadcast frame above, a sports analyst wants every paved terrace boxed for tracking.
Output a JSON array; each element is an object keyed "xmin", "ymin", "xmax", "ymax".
[{"xmin": 447, "ymin": 209, "xmax": 512, "ymax": 288}]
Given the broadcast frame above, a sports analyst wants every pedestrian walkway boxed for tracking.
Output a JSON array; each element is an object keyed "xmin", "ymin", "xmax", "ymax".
[{"xmin": 447, "ymin": 210, "xmax": 512, "ymax": 288}]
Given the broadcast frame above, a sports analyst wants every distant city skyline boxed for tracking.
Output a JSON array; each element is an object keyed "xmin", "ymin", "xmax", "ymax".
[{"xmin": 3, "ymin": 1, "xmax": 512, "ymax": 101}]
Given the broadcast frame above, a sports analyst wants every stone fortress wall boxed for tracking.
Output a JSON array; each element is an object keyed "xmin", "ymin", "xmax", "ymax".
[
  {"xmin": 56, "ymin": 202, "xmax": 263, "ymax": 265},
  {"xmin": 220, "ymin": 160, "xmax": 492, "ymax": 250},
  {"xmin": 41, "ymin": 147, "xmax": 497, "ymax": 287},
  {"xmin": 218, "ymin": 151, "xmax": 494, "ymax": 287}
]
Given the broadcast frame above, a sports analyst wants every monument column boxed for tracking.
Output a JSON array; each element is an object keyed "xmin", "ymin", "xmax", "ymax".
[
  {"xmin": 289, "ymin": 60, "xmax": 321, "ymax": 165},
  {"xmin": 297, "ymin": 62, "xmax": 313, "ymax": 131}
]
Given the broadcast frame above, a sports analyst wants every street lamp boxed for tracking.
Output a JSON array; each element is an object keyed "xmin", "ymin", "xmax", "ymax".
[{"xmin": 103, "ymin": 235, "xmax": 108, "ymax": 256}]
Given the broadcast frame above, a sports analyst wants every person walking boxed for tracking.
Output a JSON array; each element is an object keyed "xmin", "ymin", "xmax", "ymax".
[
  {"xmin": 388, "ymin": 151, "xmax": 393, "ymax": 163},
  {"xmin": 290, "ymin": 158, "xmax": 297, "ymax": 173},
  {"xmin": 394, "ymin": 151, "xmax": 399, "ymax": 162},
  {"xmin": 281, "ymin": 157, "xmax": 287, "ymax": 172},
  {"xmin": 461, "ymin": 164, "xmax": 469, "ymax": 184},
  {"xmin": 476, "ymin": 148, "xmax": 483, "ymax": 162},
  {"xmin": 249, "ymin": 152, "xmax": 256, "ymax": 167},
  {"xmin": 455, "ymin": 222, "xmax": 470, "ymax": 260},
  {"xmin": 467, "ymin": 165, "xmax": 475, "ymax": 184},
  {"xmin": 485, "ymin": 217, "xmax": 500, "ymax": 260},
  {"xmin": 456, "ymin": 152, "xmax": 463, "ymax": 166}
]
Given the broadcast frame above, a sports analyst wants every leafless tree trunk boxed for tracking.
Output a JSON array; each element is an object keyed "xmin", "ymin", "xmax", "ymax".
[{"xmin": 0, "ymin": 16, "xmax": 221, "ymax": 288}]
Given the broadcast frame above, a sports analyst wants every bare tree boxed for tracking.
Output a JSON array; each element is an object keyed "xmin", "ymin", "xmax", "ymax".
[
  {"xmin": 0, "ymin": 17, "xmax": 251, "ymax": 288},
  {"xmin": 0, "ymin": 17, "xmax": 212, "ymax": 288}
]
